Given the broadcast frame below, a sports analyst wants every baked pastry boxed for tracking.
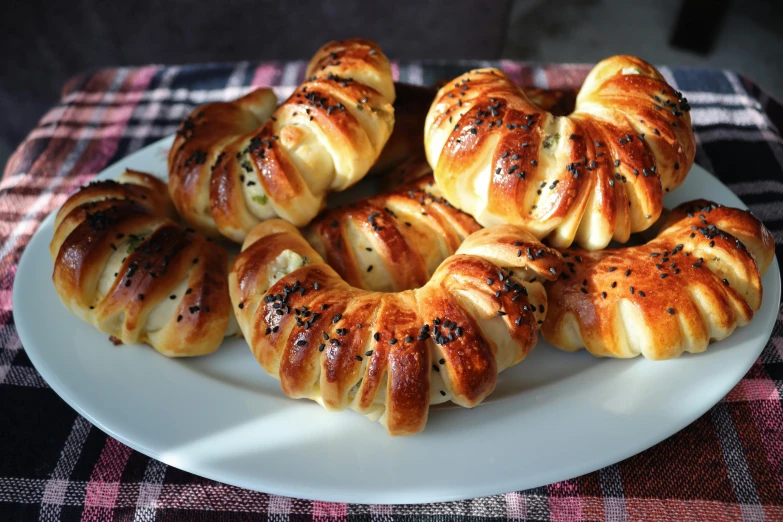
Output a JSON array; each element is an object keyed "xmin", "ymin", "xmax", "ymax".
[
  {"xmin": 541, "ymin": 200, "xmax": 774, "ymax": 359},
  {"xmin": 168, "ymin": 87, "xmax": 278, "ymax": 238},
  {"xmin": 229, "ymin": 220, "xmax": 564, "ymax": 435},
  {"xmin": 51, "ymin": 170, "xmax": 238, "ymax": 357},
  {"xmin": 424, "ymin": 55, "xmax": 697, "ymax": 250},
  {"xmin": 169, "ymin": 38, "xmax": 396, "ymax": 242},
  {"xmin": 370, "ymin": 84, "xmax": 578, "ymax": 177},
  {"xmin": 304, "ymin": 161, "xmax": 481, "ymax": 292}
]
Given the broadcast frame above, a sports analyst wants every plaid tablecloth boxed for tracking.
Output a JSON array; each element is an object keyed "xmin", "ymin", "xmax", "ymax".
[{"xmin": 1, "ymin": 60, "xmax": 782, "ymax": 521}]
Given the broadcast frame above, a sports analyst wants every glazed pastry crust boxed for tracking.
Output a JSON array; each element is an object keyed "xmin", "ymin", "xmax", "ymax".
[
  {"xmin": 230, "ymin": 220, "xmax": 563, "ymax": 435},
  {"xmin": 424, "ymin": 55, "xmax": 696, "ymax": 250},
  {"xmin": 51, "ymin": 170, "xmax": 237, "ymax": 357},
  {"xmin": 541, "ymin": 200, "xmax": 774, "ymax": 359},
  {"xmin": 305, "ymin": 160, "xmax": 481, "ymax": 292},
  {"xmin": 169, "ymin": 38, "xmax": 395, "ymax": 241}
]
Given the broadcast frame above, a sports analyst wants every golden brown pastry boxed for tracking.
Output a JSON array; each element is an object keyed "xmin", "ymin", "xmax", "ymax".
[
  {"xmin": 542, "ymin": 200, "xmax": 774, "ymax": 359},
  {"xmin": 424, "ymin": 55, "xmax": 697, "ymax": 250},
  {"xmin": 169, "ymin": 38, "xmax": 396, "ymax": 242},
  {"xmin": 370, "ymin": 84, "xmax": 577, "ymax": 177},
  {"xmin": 229, "ymin": 220, "xmax": 564, "ymax": 435},
  {"xmin": 51, "ymin": 170, "xmax": 238, "ymax": 357},
  {"xmin": 168, "ymin": 88, "xmax": 278, "ymax": 238},
  {"xmin": 304, "ymin": 161, "xmax": 481, "ymax": 292}
]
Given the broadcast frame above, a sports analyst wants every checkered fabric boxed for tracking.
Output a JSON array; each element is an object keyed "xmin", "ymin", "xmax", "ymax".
[{"xmin": 1, "ymin": 60, "xmax": 782, "ymax": 521}]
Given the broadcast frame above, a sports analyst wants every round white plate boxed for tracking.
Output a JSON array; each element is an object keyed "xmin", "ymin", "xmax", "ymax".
[{"xmin": 14, "ymin": 135, "xmax": 781, "ymax": 504}]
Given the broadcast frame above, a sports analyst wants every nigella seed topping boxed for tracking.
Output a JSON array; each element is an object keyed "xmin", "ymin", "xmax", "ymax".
[
  {"xmin": 374, "ymin": 332, "xmax": 380, "ymax": 341},
  {"xmin": 389, "ymin": 338, "xmax": 397, "ymax": 345}
]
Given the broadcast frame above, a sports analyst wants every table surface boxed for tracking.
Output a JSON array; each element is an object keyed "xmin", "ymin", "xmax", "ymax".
[{"xmin": 1, "ymin": 60, "xmax": 782, "ymax": 521}]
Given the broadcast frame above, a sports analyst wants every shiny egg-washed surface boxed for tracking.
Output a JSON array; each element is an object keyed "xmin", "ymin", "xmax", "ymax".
[
  {"xmin": 169, "ymin": 39, "xmax": 396, "ymax": 242},
  {"xmin": 230, "ymin": 220, "xmax": 563, "ymax": 435},
  {"xmin": 305, "ymin": 168, "xmax": 481, "ymax": 292},
  {"xmin": 50, "ymin": 170, "xmax": 237, "ymax": 357},
  {"xmin": 542, "ymin": 199, "xmax": 775, "ymax": 359},
  {"xmin": 425, "ymin": 55, "xmax": 697, "ymax": 250}
]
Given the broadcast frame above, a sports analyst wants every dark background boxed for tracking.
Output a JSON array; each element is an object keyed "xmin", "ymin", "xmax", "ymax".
[{"xmin": 2, "ymin": 0, "xmax": 782, "ymax": 171}]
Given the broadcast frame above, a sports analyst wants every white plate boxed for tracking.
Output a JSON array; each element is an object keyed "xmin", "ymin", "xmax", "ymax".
[{"xmin": 13, "ymin": 135, "xmax": 781, "ymax": 504}]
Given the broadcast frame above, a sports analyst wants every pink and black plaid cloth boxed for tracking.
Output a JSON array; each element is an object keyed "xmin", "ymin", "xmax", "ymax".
[{"xmin": 1, "ymin": 60, "xmax": 782, "ymax": 521}]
